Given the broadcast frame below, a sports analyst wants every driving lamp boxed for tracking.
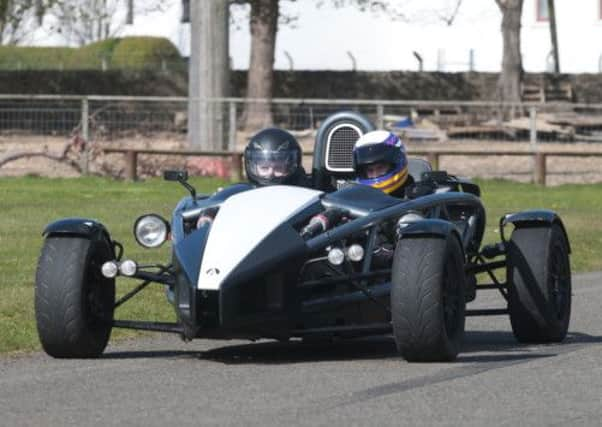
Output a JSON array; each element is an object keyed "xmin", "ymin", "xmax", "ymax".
[
  {"xmin": 347, "ymin": 244, "xmax": 365, "ymax": 262},
  {"xmin": 101, "ymin": 261, "xmax": 119, "ymax": 278},
  {"xmin": 327, "ymin": 247, "xmax": 345, "ymax": 266},
  {"xmin": 134, "ymin": 214, "xmax": 170, "ymax": 248},
  {"xmin": 119, "ymin": 259, "xmax": 138, "ymax": 277}
]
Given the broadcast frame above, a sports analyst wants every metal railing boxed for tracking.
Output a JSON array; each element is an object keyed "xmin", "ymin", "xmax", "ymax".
[
  {"xmin": 2, "ymin": 94, "xmax": 602, "ymax": 184},
  {"xmin": 3, "ymin": 94, "xmax": 602, "ymax": 145}
]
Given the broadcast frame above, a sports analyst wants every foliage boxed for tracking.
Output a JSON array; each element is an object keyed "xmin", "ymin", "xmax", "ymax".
[
  {"xmin": 0, "ymin": 0, "xmax": 56, "ymax": 45},
  {"xmin": 111, "ymin": 36, "xmax": 182, "ymax": 69},
  {"xmin": 46, "ymin": 0, "xmax": 169, "ymax": 46},
  {"xmin": 72, "ymin": 37, "xmax": 121, "ymax": 68},
  {"xmin": 0, "ymin": 44, "xmax": 74, "ymax": 69},
  {"xmin": 0, "ymin": 36, "xmax": 183, "ymax": 70}
]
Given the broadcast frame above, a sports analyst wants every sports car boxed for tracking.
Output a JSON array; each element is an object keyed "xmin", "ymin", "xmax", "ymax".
[{"xmin": 35, "ymin": 112, "xmax": 572, "ymax": 362}]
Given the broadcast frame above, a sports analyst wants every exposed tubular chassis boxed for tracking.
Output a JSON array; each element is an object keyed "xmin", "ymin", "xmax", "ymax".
[
  {"xmin": 109, "ymin": 190, "xmax": 513, "ymax": 337},
  {"xmin": 36, "ymin": 109, "xmax": 572, "ymax": 361}
]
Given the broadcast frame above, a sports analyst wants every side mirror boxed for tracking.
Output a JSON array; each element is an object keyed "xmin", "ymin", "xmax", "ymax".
[
  {"xmin": 164, "ymin": 170, "xmax": 188, "ymax": 182},
  {"xmin": 163, "ymin": 169, "xmax": 196, "ymax": 201}
]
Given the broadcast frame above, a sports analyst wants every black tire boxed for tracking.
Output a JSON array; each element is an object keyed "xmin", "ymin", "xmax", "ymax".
[
  {"xmin": 35, "ymin": 236, "xmax": 115, "ymax": 358},
  {"xmin": 507, "ymin": 223, "xmax": 571, "ymax": 343},
  {"xmin": 391, "ymin": 236, "xmax": 466, "ymax": 362}
]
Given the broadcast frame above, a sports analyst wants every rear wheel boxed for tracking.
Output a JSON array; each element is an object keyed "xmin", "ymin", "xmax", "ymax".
[
  {"xmin": 35, "ymin": 236, "xmax": 115, "ymax": 358},
  {"xmin": 391, "ymin": 236, "xmax": 466, "ymax": 362},
  {"xmin": 507, "ymin": 224, "xmax": 571, "ymax": 343}
]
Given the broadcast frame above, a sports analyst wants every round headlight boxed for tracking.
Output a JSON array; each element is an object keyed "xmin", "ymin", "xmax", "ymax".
[{"xmin": 134, "ymin": 214, "xmax": 169, "ymax": 248}]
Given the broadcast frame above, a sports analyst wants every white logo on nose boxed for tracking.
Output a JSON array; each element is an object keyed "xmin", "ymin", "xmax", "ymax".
[{"xmin": 206, "ymin": 268, "xmax": 220, "ymax": 276}]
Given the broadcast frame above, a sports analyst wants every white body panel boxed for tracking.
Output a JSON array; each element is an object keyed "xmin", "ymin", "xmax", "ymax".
[{"xmin": 197, "ymin": 186, "xmax": 323, "ymax": 290}]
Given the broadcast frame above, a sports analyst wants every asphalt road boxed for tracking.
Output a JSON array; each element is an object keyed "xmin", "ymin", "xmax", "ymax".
[{"xmin": 2, "ymin": 272, "xmax": 602, "ymax": 427}]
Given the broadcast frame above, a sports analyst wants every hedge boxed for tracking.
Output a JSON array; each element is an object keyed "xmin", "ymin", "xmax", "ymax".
[
  {"xmin": 111, "ymin": 36, "xmax": 183, "ymax": 70},
  {"xmin": 0, "ymin": 37, "xmax": 184, "ymax": 71},
  {"xmin": 0, "ymin": 46, "xmax": 76, "ymax": 70}
]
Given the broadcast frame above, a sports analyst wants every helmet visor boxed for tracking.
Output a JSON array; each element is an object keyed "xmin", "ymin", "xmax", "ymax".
[
  {"xmin": 353, "ymin": 144, "xmax": 405, "ymax": 176},
  {"xmin": 246, "ymin": 149, "xmax": 299, "ymax": 181}
]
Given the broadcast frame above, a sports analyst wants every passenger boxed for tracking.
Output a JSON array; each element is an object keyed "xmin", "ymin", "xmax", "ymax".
[
  {"xmin": 244, "ymin": 128, "xmax": 311, "ymax": 187},
  {"xmin": 352, "ymin": 130, "xmax": 414, "ymax": 198}
]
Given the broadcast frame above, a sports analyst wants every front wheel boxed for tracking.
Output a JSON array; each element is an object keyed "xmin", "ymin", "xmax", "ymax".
[
  {"xmin": 391, "ymin": 235, "xmax": 466, "ymax": 362},
  {"xmin": 35, "ymin": 236, "xmax": 115, "ymax": 358},
  {"xmin": 507, "ymin": 224, "xmax": 571, "ymax": 343}
]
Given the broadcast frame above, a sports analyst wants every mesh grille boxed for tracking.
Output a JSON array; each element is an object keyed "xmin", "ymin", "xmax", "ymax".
[{"xmin": 326, "ymin": 126, "xmax": 361, "ymax": 170}]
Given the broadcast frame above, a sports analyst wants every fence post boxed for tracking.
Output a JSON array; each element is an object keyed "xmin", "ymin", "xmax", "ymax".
[
  {"xmin": 377, "ymin": 104, "xmax": 384, "ymax": 129},
  {"xmin": 81, "ymin": 97, "xmax": 90, "ymax": 175},
  {"xmin": 230, "ymin": 152, "xmax": 242, "ymax": 182},
  {"xmin": 534, "ymin": 153, "xmax": 546, "ymax": 186},
  {"xmin": 529, "ymin": 106, "xmax": 537, "ymax": 147},
  {"xmin": 530, "ymin": 106, "xmax": 538, "ymax": 183},
  {"xmin": 468, "ymin": 49, "xmax": 475, "ymax": 72},
  {"xmin": 125, "ymin": 151, "xmax": 138, "ymax": 181},
  {"xmin": 228, "ymin": 101, "xmax": 237, "ymax": 151}
]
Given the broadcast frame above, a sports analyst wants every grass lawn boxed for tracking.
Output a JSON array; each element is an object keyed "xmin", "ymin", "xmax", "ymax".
[{"xmin": 0, "ymin": 176, "xmax": 600, "ymax": 354}]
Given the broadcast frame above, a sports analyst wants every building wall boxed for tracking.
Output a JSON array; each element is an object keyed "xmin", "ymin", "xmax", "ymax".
[{"xmin": 522, "ymin": 0, "xmax": 602, "ymax": 73}]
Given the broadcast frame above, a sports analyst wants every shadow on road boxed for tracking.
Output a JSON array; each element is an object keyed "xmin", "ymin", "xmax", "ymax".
[{"xmin": 101, "ymin": 330, "xmax": 602, "ymax": 364}]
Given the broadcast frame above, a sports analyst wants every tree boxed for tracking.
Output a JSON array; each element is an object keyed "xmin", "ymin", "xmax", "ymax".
[
  {"xmin": 47, "ymin": 0, "xmax": 167, "ymax": 46},
  {"xmin": 0, "ymin": 0, "xmax": 53, "ymax": 45},
  {"xmin": 495, "ymin": 0, "xmax": 523, "ymax": 104},
  {"xmin": 242, "ymin": 0, "xmax": 279, "ymax": 129},
  {"xmin": 235, "ymin": 0, "xmax": 466, "ymax": 129},
  {"xmin": 547, "ymin": 0, "xmax": 559, "ymax": 73}
]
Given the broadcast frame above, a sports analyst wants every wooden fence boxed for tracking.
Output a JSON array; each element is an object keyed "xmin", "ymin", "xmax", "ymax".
[{"xmin": 103, "ymin": 147, "xmax": 602, "ymax": 186}]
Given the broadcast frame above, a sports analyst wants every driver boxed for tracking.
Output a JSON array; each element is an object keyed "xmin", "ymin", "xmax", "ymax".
[
  {"xmin": 352, "ymin": 130, "xmax": 414, "ymax": 198},
  {"xmin": 244, "ymin": 128, "xmax": 310, "ymax": 187}
]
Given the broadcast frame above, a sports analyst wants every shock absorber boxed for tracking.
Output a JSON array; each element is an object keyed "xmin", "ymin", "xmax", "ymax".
[{"xmin": 301, "ymin": 208, "xmax": 346, "ymax": 239}]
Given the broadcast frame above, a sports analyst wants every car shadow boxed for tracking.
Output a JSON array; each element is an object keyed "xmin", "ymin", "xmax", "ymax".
[{"xmin": 102, "ymin": 330, "xmax": 602, "ymax": 364}]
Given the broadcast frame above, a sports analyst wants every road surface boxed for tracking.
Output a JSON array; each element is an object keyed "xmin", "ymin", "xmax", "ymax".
[{"xmin": 1, "ymin": 272, "xmax": 601, "ymax": 426}]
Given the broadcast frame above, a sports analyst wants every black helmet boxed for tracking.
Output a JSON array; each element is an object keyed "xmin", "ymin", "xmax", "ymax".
[{"xmin": 244, "ymin": 128, "xmax": 302, "ymax": 186}]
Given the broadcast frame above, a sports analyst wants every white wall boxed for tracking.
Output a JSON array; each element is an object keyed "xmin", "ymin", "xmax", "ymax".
[
  {"xmin": 229, "ymin": 0, "xmax": 503, "ymax": 72},
  {"xmin": 522, "ymin": 0, "xmax": 602, "ymax": 73}
]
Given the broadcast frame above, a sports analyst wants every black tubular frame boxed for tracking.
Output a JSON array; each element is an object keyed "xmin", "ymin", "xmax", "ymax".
[
  {"xmin": 113, "ymin": 264, "xmax": 174, "ymax": 309},
  {"xmin": 306, "ymin": 192, "xmax": 485, "ymax": 252},
  {"xmin": 112, "ymin": 264, "xmax": 184, "ymax": 334},
  {"xmin": 109, "ymin": 191, "xmax": 512, "ymax": 335},
  {"xmin": 112, "ymin": 320, "xmax": 184, "ymax": 334},
  {"xmin": 299, "ymin": 189, "xmax": 511, "ymax": 320}
]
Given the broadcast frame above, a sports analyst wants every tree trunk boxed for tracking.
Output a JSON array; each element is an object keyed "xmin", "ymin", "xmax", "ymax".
[
  {"xmin": 548, "ymin": 0, "xmax": 560, "ymax": 73},
  {"xmin": 243, "ymin": 0, "xmax": 278, "ymax": 130},
  {"xmin": 495, "ymin": 0, "xmax": 523, "ymax": 105}
]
